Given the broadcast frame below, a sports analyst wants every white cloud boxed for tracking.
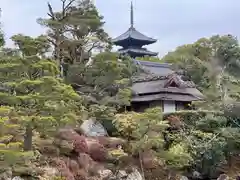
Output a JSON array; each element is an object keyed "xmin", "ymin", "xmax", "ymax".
[{"xmin": 1, "ymin": 0, "xmax": 240, "ymax": 56}]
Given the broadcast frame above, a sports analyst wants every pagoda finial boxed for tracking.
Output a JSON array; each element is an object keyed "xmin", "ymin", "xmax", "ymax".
[{"xmin": 130, "ymin": 1, "xmax": 134, "ymax": 28}]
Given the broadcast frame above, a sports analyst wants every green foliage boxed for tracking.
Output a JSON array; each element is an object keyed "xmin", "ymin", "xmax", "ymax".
[
  {"xmin": 136, "ymin": 56, "xmax": 162, "ymax": 62},
  {"xmin": 38, "ymin": 0, "xmax": 111, "ymax": 64},
  {"xmin": 114, "ymin": 107, "xmax": 168, "ymax": 154},
  {"xmin": 66, "ymin": 52, "xmax": 137, "ymax": 122},
  {"xmin": 0, "ymin": 35, "xmax": 83, "ymax": 151},
  {"xmin": 162, "ymin": 35, "xmax": 240, "ymax": 110}
]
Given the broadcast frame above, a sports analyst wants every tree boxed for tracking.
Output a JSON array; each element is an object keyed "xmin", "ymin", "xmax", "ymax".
[
  {"xmin": 66, "ymin": 52, "xmax": 138, "ymax": 131},
  {"xmin": 0, "ymin": 34, "xmax": 83, "ymax": 151},
  {"xmin": 136, "ymin": 56, "xmax": 162, "ymax": 63},
  {"xmin": 38, "ymin": 0, "xmax": 111, "ymax": 67},
  {"xmin": 162, "ymin": 35, "xmax": 240, "ymax": 109}
]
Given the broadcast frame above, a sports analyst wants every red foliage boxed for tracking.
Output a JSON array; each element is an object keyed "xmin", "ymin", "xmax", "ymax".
[
  {"xmin": 77, "ymin": 153, "xmax": 94, "ymax": 171},
  {"xmin": 166, "ymin": 115, "xmax": 183, "ymax": 129},
  {"xmin": 74, "ymin": 169, "xmax": 88, "ymax": 180},
  {"xmin": 51, "ymin": 158, "xmax": 67, "ymax": 169},
  {"xmin": 86, "ymin": 138, "xmax": 108, "ymax": 162},
  {"xmin": 57, "ymin": 128, "xmax": 89, "ymax": 153},
  {"xmin": 69, "ymin": 160, "xmax": 79, "ymax": 174},
  {"xmin": 59, "ymin": 168, "xmax": 75, "ymax": 180},
  {"xmin": 73, "ymin": 135, "xmax": 88, "ymax": 153}
]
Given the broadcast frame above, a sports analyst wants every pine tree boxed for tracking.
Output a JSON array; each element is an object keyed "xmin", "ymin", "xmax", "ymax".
[
  {"xmin": 38, "ymin": 0, "xmax": 110, "ymax": 66},
  {"xmin": 0, "ymin": 34, "xmax": 83, "ymax": 151}
]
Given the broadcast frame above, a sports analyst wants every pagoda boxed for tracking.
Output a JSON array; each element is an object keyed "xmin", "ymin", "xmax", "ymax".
[{"xmin": 112, "ymin": 2, "xmax": 158, "ymax": 58}]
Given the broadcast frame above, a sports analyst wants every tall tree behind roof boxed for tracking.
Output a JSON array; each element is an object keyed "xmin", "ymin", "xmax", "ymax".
[{"xmin": 38, "ymin": 0, "xmax": 111, "ymax": 66}]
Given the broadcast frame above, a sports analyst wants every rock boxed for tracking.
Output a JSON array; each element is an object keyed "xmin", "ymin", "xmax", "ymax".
[
  {"xmin": 109, "ymin": 168, "xmax": 143, "ymax": 180},
  {"xmin": 12, "ymin": 177, "xmax": 24, "ymax": 180},
  {"xmin": 126, "ymin": 168, "xmax": 143, "ymax": 180},
  {"xmin": 38, "ymin": 167, "xmax": 59, "ymax": 180},
  {"xmin": 192, "ymin": 171, "xmax": 201, "ymax": 179},
  {"xmin": 0, "ymin": 168, "xmax": 12, "ymax": 180},
  {"xmin": 217, "ymin": 174, "xmax": 229, "ymax": 180},
  {"xmin": 180, "ymin": 176, "xmax": 189, "ymax": 180},
  {"xmin": 97, "ymin": 169, "xmax": 113, "ymax": 179},
  {"xmin": 80, "ymin": 119, "xmax": 108, "ymax": 137},
  {"xmin": 116, "ymin": 170, "xmax": 128, "ymax": 178}
]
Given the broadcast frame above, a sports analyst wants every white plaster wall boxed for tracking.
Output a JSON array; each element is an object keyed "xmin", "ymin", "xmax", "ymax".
[{"xmin": 163, "ymin": 100, "xmax": 176, "ymax": 113}]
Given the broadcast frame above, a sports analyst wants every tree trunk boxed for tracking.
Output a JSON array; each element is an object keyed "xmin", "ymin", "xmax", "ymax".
[{"xmin": 23, "ymin": 123, "xmax": 33, "ymax": 151}]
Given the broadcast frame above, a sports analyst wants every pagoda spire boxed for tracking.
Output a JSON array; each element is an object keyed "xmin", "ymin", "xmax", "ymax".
[{"xmin": 130, "ymin": 1, "xmax": 134, "ymax": 28}]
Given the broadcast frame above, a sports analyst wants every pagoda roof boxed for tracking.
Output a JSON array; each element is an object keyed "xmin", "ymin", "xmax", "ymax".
[
  {"xmin": 112, "ymin": 27, "xmax": 157, "ymax": 46},
  {"xmin": 118, "ymin": 47, "xmax": 158, "ymax": 57}
]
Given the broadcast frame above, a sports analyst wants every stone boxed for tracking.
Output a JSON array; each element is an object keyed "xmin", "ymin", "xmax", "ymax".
[
  {"xmin": 217, "ymin": 174, "xmax": 229, "ymax": 180},
  {"xmin": 180, "ymin": 176, "xmax": 189, "ymax": 180},
  {"xmin": 38, "ymin": 167, "xmax": 59, "ymax": 180},
  {"xmin": 117, "ymin": 170, "xmax": 128, "ymax": 178},
  {"xmin": 12, "ymin": 177, "xmax": 24, "ymax": 180},
  {"xmin": 126, "ymin": 168, "xmax": 143, "ymax": 180},
  {"xmin": 0, "ymin": 168, "xmax": 12, "ymax": 180},
  {"xmin": 97, "ymin": 169, "xmax": 113, "ymax": 179},
  {"xmin": 80, "ymin": 119, "xmax": 108, "ymax": 137},
  {"xmin": 192, "ymin": 171, "xmax": 201, "ymax": 179}
]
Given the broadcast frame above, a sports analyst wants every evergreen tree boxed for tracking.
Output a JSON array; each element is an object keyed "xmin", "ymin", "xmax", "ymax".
[
  {"xmin": 0, "ymin": 34, "xmax": 83, "ymax": 151},
  {"xmin": 38, "ymin": 0, "xmax": 111, "ymax": 66}
]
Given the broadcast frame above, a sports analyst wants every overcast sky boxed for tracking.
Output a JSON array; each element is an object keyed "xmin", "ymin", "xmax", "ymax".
[{"xmin": 1, "ymin": 0, "xmax": 239, "ymax": 57}]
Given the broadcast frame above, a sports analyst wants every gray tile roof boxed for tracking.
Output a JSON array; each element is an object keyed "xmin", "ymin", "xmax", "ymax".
[
  {"xmin": 118, "ymin": 48, "xmax": 158, "ymax": 57},
  {"xmin": 131, "ymin": 60, "xmax": 204, "ymax": 102},
  {"xmin": 131, "ymin": 93, "xmax": 203, "ymax": 102},
  {"xmin": 134, "ymin": 60, "xmax": 173, "ymax": 76},
  {"xmin": 112, "ymin": 27, "xmax": 157, "ymax": 45}
]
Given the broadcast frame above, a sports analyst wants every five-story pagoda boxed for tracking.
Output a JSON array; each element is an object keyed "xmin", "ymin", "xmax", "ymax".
[{"xmin": 112, "ymin": 2, "xmax": 158, "ymax": 58}]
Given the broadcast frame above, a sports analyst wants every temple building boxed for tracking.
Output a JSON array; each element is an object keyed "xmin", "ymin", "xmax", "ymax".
[
  {"xmin": 130, "ymin": 60, "xmax": 204, "ymax": 113},
  {"xmin": 112, "ymin": 2, "xmax": 158, "ymax": 58},
  {"xmin": 111, "ymin": 2, "xmax": 204, "ymax": 113}
]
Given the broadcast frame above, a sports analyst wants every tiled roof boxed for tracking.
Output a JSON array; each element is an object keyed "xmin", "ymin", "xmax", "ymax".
[
  {"xmin": 133, "ymin": 60, "xmax": 174, "ymax": 76},
  {"xmin": 112, "ymin": 27, "xmax": 157, "ymax": 45},
  {"xmin": 131, "ymin": 93, "xmax": 203, "ymax": 102},
  {"xmin": 118, "ymin": 48, "xmax": 158, "ymax": 57},
  {"xmin": 131, "ymin": 60, "xmax": 204, "ymax": 102}
]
